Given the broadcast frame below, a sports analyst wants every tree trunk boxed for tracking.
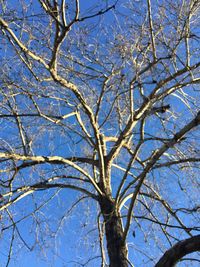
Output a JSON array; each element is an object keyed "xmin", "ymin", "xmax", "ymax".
[{"xmin": 99, "ymin": 196, "xmax": 128, "ymax": 267}]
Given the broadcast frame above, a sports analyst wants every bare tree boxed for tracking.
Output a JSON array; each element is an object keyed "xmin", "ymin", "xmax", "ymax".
[{"xmin": 0, "ymin": 0, "xmax": 200, "ymax": 266}]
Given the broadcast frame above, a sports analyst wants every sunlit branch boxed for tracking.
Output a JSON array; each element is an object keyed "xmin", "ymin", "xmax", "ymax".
[
  {"xmin": 33, "ymin": 183, "xmax": 97, "ymax": 199},
  {"xmin": 0, "ymin": 157, "xmax": 98, "ymax": 174},
  {"xmin": 38, "ymin": 0, "xmax": 63, "ymax": 27},
  {"xmin": 147, "ymin": 0, "xmax": 157, "ymax": 60},
  {"xmin": 49, "ymin": 72, "xmax": 107, "ymax": 185},
  {"xmin": 1, "ymin": 182, "xmax": 97, "ymax": 212},
  {"xmin": 0, "ymin": 17, "xmax": 49, "ymax": 69},
  {"xmin": 150, "ymin": 62, "xmax": 200, "ymax": 100},
  {"xmin": 76, "ymin": 111, "xmax": 96, "ymax": 146},
  {"xmin": 116, "ymin": 118, "xmax": 146, "ymax": 204},
  {"xmin": 0, "ymin": 152, "xmax": 102, "ymax": 195},
  {"xmin": 106, "ymin": 57, "xmax": 178, "ymax": 164},
  {"xmin": 122, "ymin": 111, "xmax": 200, "ymax": 242},
  {"xmin": 61, "ymin": 0, "xmax": 67, "ymax": 26},
  {"xmin": 155, "ymin": 78, "xmax": 200, "ymax": 100}
]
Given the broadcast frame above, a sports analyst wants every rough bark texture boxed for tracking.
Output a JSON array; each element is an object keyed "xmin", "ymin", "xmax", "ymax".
[
  {"xmin": 155, "ymin": 235, "xmax": 200, "ymax": 267},
  {"xmin": 99, "ymin": 196, "xmax": 128, "ymax": 267}
]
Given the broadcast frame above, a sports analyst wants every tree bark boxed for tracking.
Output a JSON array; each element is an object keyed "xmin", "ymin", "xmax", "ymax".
[
  {"xmin": 99, "ymin": 196, "xmax": 128, "ymax": 267},
  {"xmin": 155, "ymin": 235, "xmax": 200, "ymax": 267}
]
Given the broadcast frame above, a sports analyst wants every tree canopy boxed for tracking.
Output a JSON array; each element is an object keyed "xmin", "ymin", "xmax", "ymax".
[{"xmin": 0, "ymin": 0, "xmax": 200, "ymax": 266}]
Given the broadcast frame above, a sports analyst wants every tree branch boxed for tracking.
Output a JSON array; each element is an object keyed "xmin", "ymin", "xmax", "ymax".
[
  {"xmin": 122, "ymin": 111, "xmax": 200, "ymax": 242},
  {"xmin": 155, "ymin": 235, "xmax": 200, "ymax": 267},
  {"xmin": 0, "ymin": 153, "xmax": 102, "ymax": 195}
]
